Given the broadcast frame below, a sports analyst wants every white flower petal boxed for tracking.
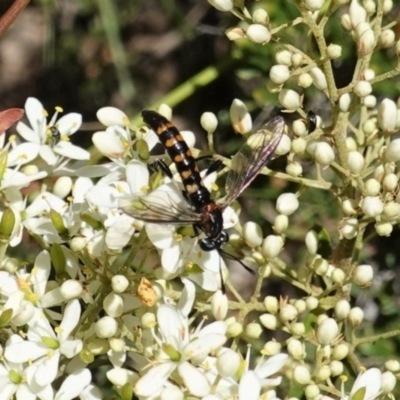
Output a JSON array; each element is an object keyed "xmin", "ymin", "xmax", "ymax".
[
  {"xmin": 73, "ymin": 177, "xmax": 94, "ymax": 203},
  {"xmin": 97, "ymin": 107, "xmax": 128, "ymax": 127},
  {"xmin": 34, "ymin": 352, "xmax": 60, "ymax": 386},
  {"xmin": 1, "ymin": 169, "xmax": 47, "ymax": 190},
  {"xmin": 24, "ymin": 97, "xmax": 46, "ymax": 141},
  {"xmin": 39, "ymin": 145, "xmax": 58, "ymax": 165},
  {"xmin": 86, "ymin": 185, "xmax": 120, "ymax": 208},
  {"xmin": 54, "ymin": 142, "xmax": 90, "ymax": 160},
  {"xmin": 16, "ymin": 121, "xmax": 40, "ymax": 144},
  {"xmin": 54, "ymin": 368, "xmax": 91, "ymax": 400},
  {"xmin": 178, "ymin": 361, "xmax": 210, "ymax": 397},
  {"xmin": 126, "ymin": 160, "xmax": 149, "ymax": 194},
  {"xmin": 79, "ymin": 384, "xmax": 103, "ymax": 400},
  {"xmin": 105, "ymin": 214, "xmax": 135, "ymax": 249},
  {"xmin": 92, "ymin": 131, "xmax": 124, "ymax": 158},
  {"xmin": 157, "ymin": 304, "xmax": 189, "ymax": 346},
  {"xmin": 146, "ymin": 224, "xmax": 175, "ymax": 249},
  {"xmin": 350, "ymin": 368, "xmax": 382, "ymax": 399},
  {"xmin": 32, "ymin": 250, "xmax": 51, "ymax": 298},
  {"xmin": 239, "ymin": 371, "xmax": 261, "ymax": 400},
  {"xmin": 144, "ymin": 129, "xmax": 159, "ymax": 150},
  {"xmin": 135, "ymin": 363, "xmax": 175, "ymax": 397},
  {"xmin": 60, "ymin": 339, "xmax": 83, "ymax": 358},
  {"xmin": 161, "ymin": 244, "xmax": 181, "ymax": 273},
  {"xmin": 178, "ymin": 278, "xmax": 195, "ymax": 317},
  {"xmin": 57, "ymin": 113, "xmax": 82, "ymax": 135},
  {"xmin": 255, "ymin": 353, "xmax": 288, "ymax": 379},
  {"xmin": 8, "ymin": 142, "xmax": 40, "ymax": 166},
  {"xmin": 4, "ymin": 335, "xmax": 47, "ymax": 363},
  {"xmin": 106, "ymin": 367, "xmax": 137, "ymax": 387},
  {"xmin": 180, "ymin": 130, "xmax": 196, "ymax": 149},
  {"xmin": 75, "ymin": 163, "xmax": 119, "ymax": 178},
  {"xmin": 59, "ymin": 299, "xmax": 81, "ymax": 341}
]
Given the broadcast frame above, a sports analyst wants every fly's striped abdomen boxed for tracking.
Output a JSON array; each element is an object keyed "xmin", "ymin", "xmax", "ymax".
[{"xmin": 141, "ymin": 110, "xmax": 211, "ymax": 211}]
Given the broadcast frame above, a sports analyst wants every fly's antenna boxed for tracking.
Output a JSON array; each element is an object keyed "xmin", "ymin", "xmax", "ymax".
[{"xmin": 219, "ymin": 249, "xmax": 256, "ymax": 276}]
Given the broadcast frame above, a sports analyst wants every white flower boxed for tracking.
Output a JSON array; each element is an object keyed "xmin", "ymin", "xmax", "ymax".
[
  {"xmin": 134, "ymin": 303, "xmax": 227, "ymax": 398},
  {"xmin": 340, "ymin": 368, "xmax": 383, "ymax": 400},
  {"xmin": 4, "ymin": 300, "xmax": 83, "ymax": 387},
  {"xmin": 16, "ymin": 97, "xmax": 89, "ymax": 168}
]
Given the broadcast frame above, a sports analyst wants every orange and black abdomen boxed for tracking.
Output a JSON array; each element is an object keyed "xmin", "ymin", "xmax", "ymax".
[{"xmin": 141, "ymin": 110, "xmax": 211, "ymax": 211}]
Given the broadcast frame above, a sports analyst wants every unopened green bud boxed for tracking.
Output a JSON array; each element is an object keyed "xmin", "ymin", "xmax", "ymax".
[
  {"xmin": 136, "ymin": 139, "xmax": 150, "ymax": 162},
  {"xmin": 0, "ymin": 308, "xmax": 13, "ymax": 326},
  {"xmin": 226, "ymin": 321, "xmax": 243, "ymax": 337},
  {"xmin": 0, "ymin": 150, "xmax": 8, "ymax": 181},
  {"xmin": 87, "ymin": 338, "xmax": 110, "ymax": 355},
  {"xmin": 121, "ymin": 383, "xmax": 133, "ymax": 400},
  {"xmin": 50, "ymin": 242, "xmax": 66, "ymax": 277},
  {"xmin": 0, "ymin": 208, "xmax": 15, "ymax": 241},
  {"xmin": 80, "ymin": 213, "xmax": 103, "ymax": 230},
  {"xmin": 50, "ymin": 209, "xmax": 68, "ymax": 239},
  {"xmin": 80, "ymin": 347, "xmax": 95, "ymax": 363}
]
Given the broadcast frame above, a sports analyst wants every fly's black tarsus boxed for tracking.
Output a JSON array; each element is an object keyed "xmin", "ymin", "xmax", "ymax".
[{"xmin": 307, "ymin": 110, "xmax": 317, "ymax": 133}]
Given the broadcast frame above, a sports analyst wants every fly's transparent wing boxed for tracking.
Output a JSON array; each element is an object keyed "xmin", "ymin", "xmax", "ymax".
[
  {"xmin": 119, "ymin": 188, "xmax": 202, "ymax": 225},
  {"xmin": 221, "ymin": 115, "xmax": 285, "ymax": 206}
]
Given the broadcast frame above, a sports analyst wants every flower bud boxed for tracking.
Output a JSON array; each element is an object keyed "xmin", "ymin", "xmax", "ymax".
[
  {"xmin": 245, "ymin": 322, "xmax": 262, "ymax": 339},
  {"xmin": 252, "ymin": 8, "xmax": 269, "ymax": 25},
  {"xmin": 273, "ymin": 214, "xmax": 289, "ymax": 234},
  {"xmin": 332, "ymin": 343, "xmax": 349, "ymax": 360},
  {"xmin": 225, "ymin": 27, "xmax": 246, "ymax": 41},
  {"xmin": 230, "ymin": 99, "xmax": 252, "ymax": 134},
  {"xmin": 270, "ymin": 65, "xmax": 290, "ymax": 84},
  {"xmin": 306, "ymin": 296, "xmax": 319, "ymax": 310},
  {"xmin": 382, "ymin": 174, "xmax": 398, "ymax": 192},
  {"xmin": 246, "ymin": 24, "xmax": 271, "ymax": 44},
  {"xmin": 375, "ymin": 221, "xmax": 393, "ymax": 237},
  {"xmin": 297, "ymin": 73, "xmax": 313, "ymax": 88},
  {"xmin": 287, "ymin": 339, "xmax": 305, "ymax": 360},
  {"xmin": 330, "ymin": 360, "xmax": 344, "ymax": 376},
  {"xmin": 262, "ymin": 235, "xmax": 284, "ymax": 259},
  {"xmin": 260, "ymin": 313, "xmax": 278, "ymax": 330},
  {"xmin": 345, "ymin": 137, "xmax": 357, "ymax": 151},
  {"xmin": 305, "ymin": 384, "xmax": 320, "ymax": 399},
  {"xmin": 275, "ymin": 50, "xmax": 292, "ymax": 65},
  {"xmin": 293, "ymin": 365, "xmax": 311, "ymax": 385},
  {"xmin": 109, "ymin": 338, "xmax": 125, "ymax": 353},
  {"xmin": 353, "ymin": 264, "xmax": 373, "ymax": 286},
  {"xmin": 53, "ymin": 176, "xmax": 73, "ymax": 199},
  {"xmin": 111, "ymin": 275, "xmax": 129, "ymax": 293},
  {"xmin": 314, "ymin": 142, "xmax": 335, "ymax": 165},
  {"xmin": 294, "ymin": 299, "xmax": 306, "ymax": 314},
  {"xmin": 315, "ymin": 365, "xmax": 331, "ymax": 381},
  {"xmin": 385, "ymin": 359, "xmax": 400, "ymax": 372},
  {"xmin": 243, "ymin": 221, "xmax": 263, "ymax": 247},
  {"xmin": 226, "ymin": 322, "xmax": 243, "ymax": 337},
  {"xmin": 310, "ymin": 67, "xmax": 327, "ymax": 90},
  {"xmin": 385, "ymin": 140, "xmax": 400, "ymax": 164},
  {"xmin": 103, "ymin": 292, "xmax": 124, "ymax": 318},
  {"xmin": 70, "ymin": 237, "xmax": 86, "ymax": 252},
  {"xmin": 286, "ymin": 161, "xmax": 303, "ymax": 177},
  {"xmin": 141, "ymin": 312, "xmax": 156, "ymax": 329},
  {"xmin": 313, "ymin": 258, "xmax": 328, "ymax": 276},
  {"xmin": 279, "ymin": 304, "xmax": 298, "ymax": 322},
  {"xmin": 60, "ymin": 279, "xmax": 83, "ymax": 299},
  {"xmin": 347, "ymin": 151, "xmax": 364, "ymax": 174},
  {"xmin": 87, "ymin": 339, "xmax": 109, "ymax": 355},
  {"xmin": 364, "ymin": 95, "xmax": 376, "ymax": 108},
  {"xmin": 378, "ymin": 99, "xmax": 397, "ymax": 133},
  {"xmin": 327, "ymin": 43, "xmax": 342, "ymax": 59},
  {"xmin": 276, "ymin": 192, "xmax": 299, "ymax": 215},
  {"xmin": 363, "ymin": 0, "xmax": 376, "ymax": 14},
  {"xmin": 50, "ymin": 209, "xmax": 68, "ymax": 238},
  {"xmin": 264, "ymin": 296, "xmax": 278, "ymax": 313},
  {"xmin": 157, "ymin": 104, "xmax": 172, "ymax": 120},
  {"xmin": 317, "ymin": 318, "xmax": 339, "ymax": 345},
  {"xmin": 354, "ymin": 81, "xmax": 372, "ymax": 97},
  {"xmin": 331, "ymin": 268, "xmax": 346, "ymax": 284},
  {"xmin": 381, "ymin": 371, "xmax": 396, "ymax": 394},
  {"xmin": 334, "ymin": 299, "xmax": 351, "ymax": 320},
  {"xmin": 341, "ymin": 13, "xmax": 352, "ymax": 31},
  {"xmin": 95, "ymin": 316, "xmax": 118, "ymax": 338},
  {"xmin": 0, "ymin": 208, "xmax": 15, "ymax": 241},
  {"xmin": 396, "ymin": 39, "xmax": 400, "ymax": 56},
  {"xmin": 365, "ymin": 178, "xmax": 381, "ymax": 195},
  {"xmin": 342, "ymin": 199, "xmax": 357, "ymax": 215},
  {"xmin": 348, "ymin": 307, "xmax": 364, "ymax": 326},
  {"xmin": 200, "ymin": 112, "xmax": 218, "ymax": 133},
  {"xmin": 207, "ymin": 0, "xmax": 233, "ymax": 11},
  {"xmin": 360, "ymin": 196, "xmax": 383, "ymax": 217},
  {"xmin": 217, "ymin": 349, "xmax": 240, "ymax": 377},
  {"xmin": 383, "ymin": 202, "xmax": 399, "ymax": 219},
  {"xmin": 278, "ymin": 89, "xmax": 301, "ymax": 111},
  {"xmin": 305, "ymin": 230, "xmax": 318, "ymax": 254},
  {"xmin": 292, "ymin": 120, "xmax": 307, "ymax": 137},
  {"xmin": 304, "ymin": 0, "xmax": 324, "ymax": 11},
  {"xmin": 340, "ymin": 218, "xmax": 359, "ymax": 240},
  {"xmin": 380, "ymin": 29, "xmax": 395, "ymax": 48},
  {"xmin": 263, "ymin": 340, "xmax": 281, "ymax": 355},
  {"xmin": 211, "ymin": 290, "xmax": 228, "ymax": 320},
  {"xmin": 291, "ymin": 322, "xmax": 305, "ymax": 336},
  {"xmin": 276, "ymin": 137, "xmax": 291, "ymax": 156},
  {"xmin": 383, "ymin": 0, "xmax": 393, "ymax": 13},
  {"xmin": 356, "ymin": 23, "xmax": 376, "ymax": 54},
  {"xmin": 349, "ymin": 0, "xmax": 367, "ymax": 28},
  {"xmin": 339, "ymin": 93, "xmax": 352, "ymax": 112}
]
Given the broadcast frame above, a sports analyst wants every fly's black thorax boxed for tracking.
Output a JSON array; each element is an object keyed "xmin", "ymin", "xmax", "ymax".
[{"xmin": 200, "ymin": 202, "xmax": 224, "ymax": 239}]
